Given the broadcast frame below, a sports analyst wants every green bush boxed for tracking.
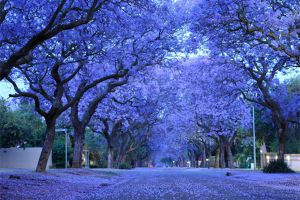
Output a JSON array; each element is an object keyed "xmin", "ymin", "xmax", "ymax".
[
  {"xmin": 89, "ymin": 164, "xmax": 99, "ymax": 168},
  {"xmin": 160, "ymin": 157, "xmax": 173, "ymax": 167},
  {"xmin": 0, "ymin": 99, "xmax": 45, "ymax": 148},
  {"xmin": 119, "ymin": 162, "xmax": 132, "ymax": 169},
  {"xmin": 98, "ymin": 159, "xmax": 107, "ymax": 168},
  {"xmin": 52, "ymin": 136, "xmax": 73, "ymax": 168},
  {"xmin": 263, "ymin": 160, "xmax": 294, "ymax": 173}
]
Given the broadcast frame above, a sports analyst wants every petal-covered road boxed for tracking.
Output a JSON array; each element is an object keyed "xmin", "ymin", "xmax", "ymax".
[
  {"xmin": 1, "ymin": 168, "xmax": 300, "ymax": 200},
  {"xmin": 92, "ymin": 168, "xmax": 300, "ymax": 200}
]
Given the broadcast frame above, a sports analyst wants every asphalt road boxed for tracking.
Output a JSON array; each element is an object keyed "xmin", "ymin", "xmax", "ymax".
[
  {"xmin": 1, "ymin": 168, "xmax": 300, "ymax": 200},
  {"xmin": 91, "ymin": 168, "xmax": 300, "ymax": 200}
]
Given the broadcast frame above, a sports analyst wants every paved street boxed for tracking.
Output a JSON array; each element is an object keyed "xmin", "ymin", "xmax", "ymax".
[
  {"xmin": 1, "ymin": 168, "xmax": 300, "ymax": 200},
  {"xmin": 93, "ymin": 168, "xmax": 300, "ymax": 200}
]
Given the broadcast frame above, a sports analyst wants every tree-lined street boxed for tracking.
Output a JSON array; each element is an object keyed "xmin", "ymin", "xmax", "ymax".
[
  {"xmin": 1, "ymin": 168, "xmax": 300, "ymax": 200},
  {"xmin": 0, "ymin": 0, "xmax": 299, "ymax": 199}
]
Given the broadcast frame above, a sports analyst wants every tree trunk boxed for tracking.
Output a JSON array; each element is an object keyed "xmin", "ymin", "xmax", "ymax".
[
  {"xmin": 201, "ymin": 145, "xmax": 206, "ymax": 168},
  {"xmin": 219, "ymin": 139, "xmax": 226, "ymax": 168},
  {"xmin": 221, "ymin": 135, "xmax": 234, "ymax": 168},
  {"xmin": 107, "ymin": 146, "xmax": 114, "ymax": 168},
  {"xmin": 36, "ymin": 119, "xmax": 56, "ymax": 172},
  {"xmin": 115, "ymin": 146, "xmax": 122, "ymax": 169},
  {"xmin": 226, "ymin": 144, "xmax": 234, "ymax": 168},
  {"xmin": 207, "ymin": 143, "xmax": 211, "ymax": 168},
  {"xmin": 278, "ymin": 122, "xmax": 287, "ymax": 161},
  {"xmin": 115, "ymin": 146, "xmax": 126, "ymax": 168},
  {"xmin": 115, "ymin": 137, "xmax": 128, "ymax": 168},
  {"xmin": 188, "ymin": 150, "xmax": 193, "ymax": 167},
  {"xmin": 215, "ymin": 146, "xmax": 220, "ymax": 168},
  {"xmin": 121, "ymin": 154, "xmax": 127, "ymax": 163},
  {"xmin": 72, "ymin": 127, "xmax": 85, "ymax": 168}
]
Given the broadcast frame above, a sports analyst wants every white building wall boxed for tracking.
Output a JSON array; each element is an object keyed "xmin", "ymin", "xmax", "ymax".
[
  {"xmin": 260, "ymin": 153, "xmax": 300, "ymax": 172},
  {"xmin": 285, "ymin": 154, "xmax": 300, "ymax": 172},
  {"xmin": 0, "ymin": 147, "xmax": 52, "ymax": 169}
]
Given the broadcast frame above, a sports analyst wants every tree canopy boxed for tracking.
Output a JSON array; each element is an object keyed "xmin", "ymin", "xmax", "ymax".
[{"xmin": 0, "ymin": 0, "xmax": 299, "ymax": 171}]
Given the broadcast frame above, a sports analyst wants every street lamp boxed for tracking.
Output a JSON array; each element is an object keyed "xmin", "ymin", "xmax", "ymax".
[
  {"xmin": 206, "ymin": 158, "xmax": 210, "ymax": 169},
  {"xmin": 186, "ymin": 161, "xmax": 191, "ymax": 168},
  {"xmin": 83, "ymin": 149, "xmax": 89, "ymax": 168},
  {"xmin": 56, "ymin": 128, "xmax": 68, "ymax": 169},
  {"xmin": 252, "ymin": 106, "xmax": 256, "ymax": 170}
]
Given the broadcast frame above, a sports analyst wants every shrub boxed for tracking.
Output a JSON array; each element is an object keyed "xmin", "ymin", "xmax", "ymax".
[
  {"xmin": 52, "ymin": 136, "xmax": 73, "ymax": 168},
  {"xmin": 98, "ymin": 160, "xmax": 107, "ymax": 168},
  {"xmin": 263, "ymin": 160, "xmax": 294, "ymax": 173},
  {"xmin": 89, "ymin": 164, "xmax": 99, "ymax": 168},
  {"xmin": 119, "ymin": 162, "xmax": 132, "ymax": 169}
]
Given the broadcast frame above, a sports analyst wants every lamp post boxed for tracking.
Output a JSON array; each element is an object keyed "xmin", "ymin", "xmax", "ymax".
[
  {"xmin": 56, "ymin": 129, "xmax": 68, "ymax": 168},
  {"xmin": 83, "ymin": 150, "xmax": 89, "ymax": 168},
  {"xmin": 206, "ymin": 158, "xmax": 210, "ymax": 169},
  {"xmin": 252, "ymin": 106, "xmax": 256, "ymax": 170}
]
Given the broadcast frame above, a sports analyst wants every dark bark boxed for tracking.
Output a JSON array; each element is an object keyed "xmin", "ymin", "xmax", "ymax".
[
  {"xmin": 67, "ymin": 79, "xmax": 127, "ymax": 169},
  {"xmin": 115, "ymin": 146, "xmax": 122, "ymax": 168},
  {"xmin": 115, "ymin": 136, "xmax": 129, "ymax": 168},
  {"xmin": 6, "ymin": 17, "xmax": 127, "ymax": 173},
  {"xmin": 188, "ymin": 150, "xmax": 193, "ymax": 167},
  {"xmin": 97, "ymin": 119, "xmax": 122, "ymax": 169},
  {"xmin": 107, "ymin": 146, "xmax": 114, "ymax": 168},
  {"xmin": 278, "ymin": 122, "xmax": 287, "ymax": 161},
  {"xmin": 242, "ymin": 61, "xmax": 289, "ymax": 163},
  {"xmin": 215, "ymin": 146, "xmax": 220, "ymax": 168},
  {"xmin": 36, "ymin": 118, "xmax": 56, "ymax": 172},
  {"xmin": 201, "ymin": 145, "xmax": 206, "ymax": 167},
  {"xmin": 226, "ymin": 144, "xmax": 234, "ymax": 168},
  {"xmin": 221, "ymin": 133, "xmax": 235, "ymax": 168},
  {"xmin": 0, "ymin": 0, "xmax": 104, "ymax": 80},
  {"xmin": 0, "ymin": 1, "xmax": 8, "ymax": 25},
  {"xmin": 269, "ymin": 107, "xmax": 288, "ymax": 162},
  {"xmin": 219, "ymin": 139, "xmax": 226, "ymax": 168},
  {"xmin": 72, "ymin": 127, "xmax": 85, "ymax": 168},
  {"xmin": 69, "ymin": 100, "xmax": 85, "ymax": 168},
  {"xmin": 207, "ymin": 143, "xmax": 211, "ymax": 168},
  {"xmin": 121, "ymin": 154, "xmax": 127, "ymax": 163}
]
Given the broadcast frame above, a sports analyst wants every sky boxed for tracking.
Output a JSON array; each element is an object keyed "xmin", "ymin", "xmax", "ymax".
[
  {"xmin": 0, "ymin": 81, "xmax": 14, "ymax": 99},
  {"xmin": 0, "ymin": 79, "xmax": 25, "ymax": 99}
]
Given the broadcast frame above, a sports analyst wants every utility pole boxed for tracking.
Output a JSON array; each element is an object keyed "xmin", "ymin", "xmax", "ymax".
[{"xmin": 252, "ymin": 106, "xmax": 256, "ymax": 170}]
